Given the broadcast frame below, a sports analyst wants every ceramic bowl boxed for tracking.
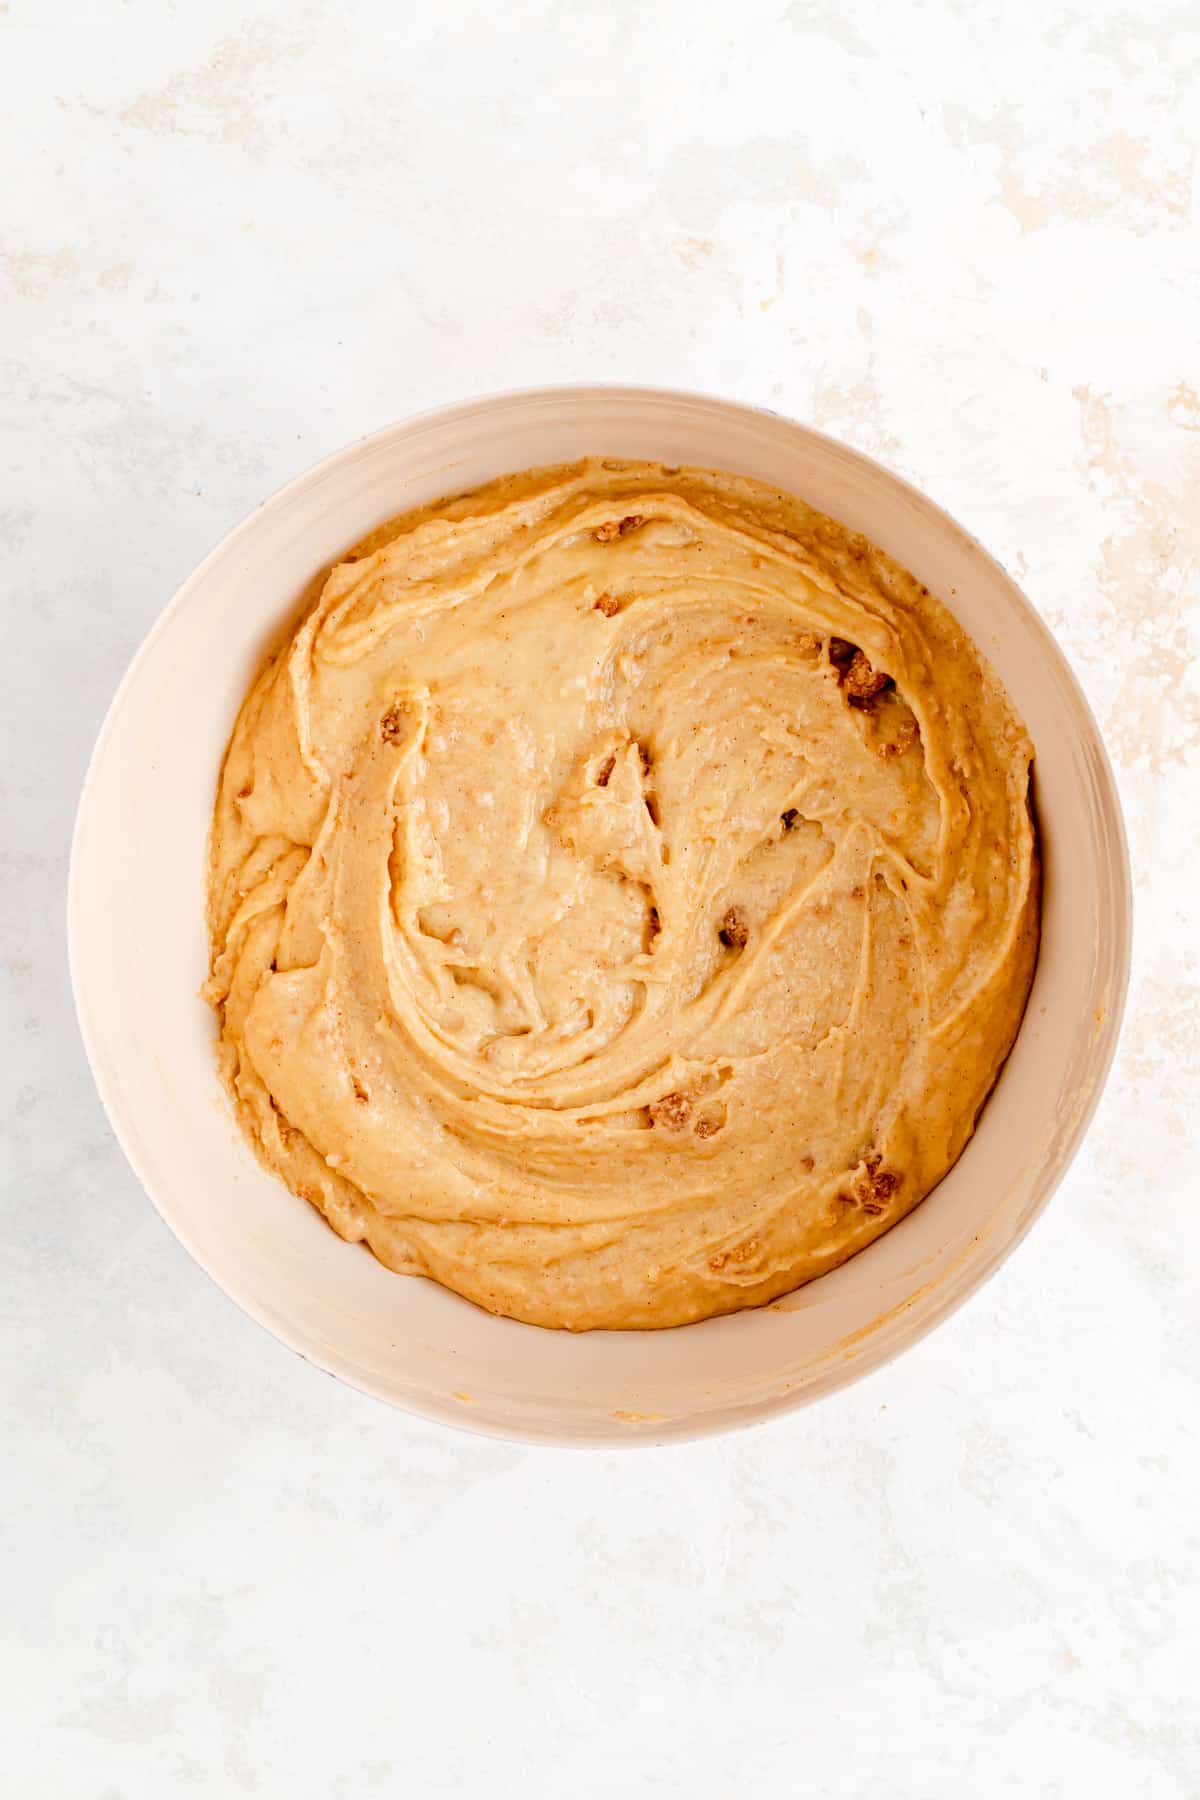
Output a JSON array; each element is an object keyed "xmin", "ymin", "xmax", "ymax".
[{"xmin": 69, "ymin": 387, "xmax": 1131, "ymax": 1444}]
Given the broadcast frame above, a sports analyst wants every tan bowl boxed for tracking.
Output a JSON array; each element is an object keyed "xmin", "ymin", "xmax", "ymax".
[{"xmin": 69, "ymin": 388, "xmax": 1131, "ymax": 1444}]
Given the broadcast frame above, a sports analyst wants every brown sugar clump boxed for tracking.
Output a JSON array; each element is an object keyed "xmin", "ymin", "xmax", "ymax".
[
  {"xmin": 718, "ymin": 905, "xmax": 749, "ymax": 949},
  {"xmin": 380, "ymin": 703, "xmax": 409, "ymax": 743},
  {"xmin": 827, "ymin": 638, "xmax": 893, "ymax": 708},
  {"xmin": 856, "ymin": 1154, "xmax": 901, "ymax": 1215},
  {"xmin": 879, "ymin": 717, "xmax": 919, "ymax": 759},
  {"xmin": 594, "ymin": 514, "xmax": 644, "ymax": 543},
  {"xmin": 594, "ymin": 591, "xmax": 621, "ymax": 616},
  {"xmin": 709, "ymin": 1237, "xmax": 758, "ymax": 1270},
  {"xmin": 649, "ymin": 1091, "xmax": 692, "ymax": 1131},
  {"xmin": 842, "ymin": 650, "xmax": 893, "ymax": 707}
]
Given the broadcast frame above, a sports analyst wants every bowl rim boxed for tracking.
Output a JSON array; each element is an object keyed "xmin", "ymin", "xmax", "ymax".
[{"xmin": 68, "ymin": 383, "xmax": 1134, "ymax": 1446}]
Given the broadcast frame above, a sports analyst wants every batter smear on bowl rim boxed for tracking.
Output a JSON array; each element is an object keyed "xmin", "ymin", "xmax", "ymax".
[{"xmin": 205, "ymin": 458, "xmax": 1039, "ymax": 1330}]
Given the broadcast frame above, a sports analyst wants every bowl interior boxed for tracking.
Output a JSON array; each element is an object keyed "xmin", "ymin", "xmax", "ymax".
[{"xmin": 70, "ymin": 388, "xmax": 1130, "ymax": 1443}]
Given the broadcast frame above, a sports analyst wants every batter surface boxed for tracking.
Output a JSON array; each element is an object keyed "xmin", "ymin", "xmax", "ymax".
[{"xmin": 206, "ymin": 459, "xmax": 1039, "ymax": 1329}]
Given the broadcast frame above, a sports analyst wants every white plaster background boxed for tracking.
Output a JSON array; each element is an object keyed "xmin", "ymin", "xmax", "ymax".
[{"xmin": 3, "ymin": 0, "xmax": 1199, "ymax": 1793}]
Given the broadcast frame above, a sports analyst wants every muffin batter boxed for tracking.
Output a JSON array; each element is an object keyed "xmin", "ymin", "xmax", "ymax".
[{"xmin": 206, "ymin": 459, "xmax": 1039, "ymax": 1330}]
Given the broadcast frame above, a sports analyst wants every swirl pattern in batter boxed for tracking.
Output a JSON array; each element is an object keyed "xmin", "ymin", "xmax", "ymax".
[{"xmin": 206, "ymin": 459, "xmax": 1039, "ymax": 1329}]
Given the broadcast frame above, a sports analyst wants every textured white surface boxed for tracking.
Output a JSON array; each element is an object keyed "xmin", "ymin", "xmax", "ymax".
[{"xmin": 3, "ymin": 0, "xmax": 1198, "ymax": 1793}]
